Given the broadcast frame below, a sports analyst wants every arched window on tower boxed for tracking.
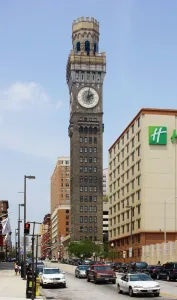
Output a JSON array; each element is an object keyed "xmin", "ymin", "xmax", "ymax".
[
  {"xmin": 85, "ymin": 41, "xmax": 90, "ymax": 55},
  {"xmin": 94, "ymin": 42, "xmax": 97, "ymax": 55},
  {"xmin": 76, "ymin": 42, "xmax": 80, "ymax": 53},
  {"xmin": 89, "ymin": 127, "xmax": 93, "ymax": 134},
  {"xmin": 84, "ymin": 127, "xmax": 88, "ymax": 134},
  {"xmin": 93, "ymin": 127, "xmax": 97, "ymax": 134},
  {"xmin": 79, "ymin": 126, "xmax": 83, "ymax": 133}
]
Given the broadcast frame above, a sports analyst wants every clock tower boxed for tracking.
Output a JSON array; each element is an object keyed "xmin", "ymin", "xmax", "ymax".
[{"xmin": 66, "ymin": 17, "xmax": 106, "ymax": 242}]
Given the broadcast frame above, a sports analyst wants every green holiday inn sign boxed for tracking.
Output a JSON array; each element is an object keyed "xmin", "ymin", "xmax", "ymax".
[{"xmin": 149, "ymin": 126, "xmax": 177, "ymax": 145}]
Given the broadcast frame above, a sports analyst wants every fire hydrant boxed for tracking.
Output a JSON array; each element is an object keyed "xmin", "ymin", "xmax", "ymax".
[{"xmin": 36, "ymin": 277, "xmax": 40, "ymax": 296}]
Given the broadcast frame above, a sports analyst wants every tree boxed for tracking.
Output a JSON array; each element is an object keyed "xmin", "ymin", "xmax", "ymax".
[{"xmin": 68, "ymin": 239, "xmax": 94, "ymax": 258}]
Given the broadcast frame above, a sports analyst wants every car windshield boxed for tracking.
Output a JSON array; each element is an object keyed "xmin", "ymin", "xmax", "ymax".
[
  {"xmin": 94, "ymin": 266, "xmax": 111, "ymax": 271},
  {"xmin": 79, "ymin": 266, "xmax": 90, "ymax": 270},
  {"xmin": 130, "ymin": 274, "xmax": 152, "ymax": 281},
  {"xmin": 135, "ymin": 262, "xmax": 147, "ymax": 268},
  {"xmin": 43, "ymin": 269, "xmax": 61, "ymax": 274}
]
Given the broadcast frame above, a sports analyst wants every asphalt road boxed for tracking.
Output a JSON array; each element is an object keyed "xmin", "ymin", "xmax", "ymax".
[{"xmin": 41, "ymin": 262, "xmax": 177, "ymax": 300}]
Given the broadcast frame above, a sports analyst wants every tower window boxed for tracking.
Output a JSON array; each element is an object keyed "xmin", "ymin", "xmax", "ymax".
[
  {"xmin": 81, "ymin": 73, "xmax": 84, "ymax": 81},
  {"xmin": 84, "ymin": 127, "xmax": 88, "ymax": 134},
  {"xmin": 85, "ymin": 40, "xmax": 90, "ymax": 55},
  {"xmin": 87, "ymin": 73, "xmax": 89, "ymax": 81},
  {"xmin": 79, "ymin": 126, "xmax": 83, "ymax": 133},
  {"xmin": 93, "ymin": 74, "xmax": 95, "ymax": 81},
  {"xmin": 76, "ymin": 41, "xmax": 80, "ymax": 52},
  {"xmin": 89, "ymin": 127, "xmax": 92, "ymax": 134}
]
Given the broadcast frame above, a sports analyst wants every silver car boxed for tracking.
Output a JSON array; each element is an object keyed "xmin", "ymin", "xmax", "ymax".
[{"xmin": 75, "ymin": 265, "xmax": 90, "ymax": 278}]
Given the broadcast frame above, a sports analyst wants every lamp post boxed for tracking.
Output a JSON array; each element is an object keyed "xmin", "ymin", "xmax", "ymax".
[
  {"xmin": 15, "ymin": 228, "xmax": 18, "ymax": 261},
  {"xmin": 23, "ymin": 175, "xmax": 35, "ymax": 279},
  {"xmin": 111, "ymin": 242, "xmax": 114, "ymax": 262},
  {"xmin": 126, "ymin": 206, "xmax": 133, "ymax": 261},
  {"xmin": 18, "ymin": 203, "xmax": 24, "ymax": 264},
  {"xmin": 164, "ymin": 196, "xmax": 177, "ymax": 243}
]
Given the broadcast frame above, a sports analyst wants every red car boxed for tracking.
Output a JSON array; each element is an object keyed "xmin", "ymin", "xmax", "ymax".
[{"xmin": 87, "ymin": 264, "xmax": 116, "ymax": 284}]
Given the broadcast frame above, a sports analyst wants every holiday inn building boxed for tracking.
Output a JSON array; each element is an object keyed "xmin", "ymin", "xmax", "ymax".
[{"xmin": 108, "ymin": 108, "xmax": 177, "ymax": 262}]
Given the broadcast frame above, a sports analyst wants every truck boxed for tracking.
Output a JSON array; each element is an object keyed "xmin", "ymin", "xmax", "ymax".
[{"xmin": 87, "ymin": 264, "xmax": 116, "ymax": 284}]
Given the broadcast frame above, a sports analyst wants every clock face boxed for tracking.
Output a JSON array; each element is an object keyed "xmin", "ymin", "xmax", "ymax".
[{"xmin": 77, "ymin": 87, "xmax": 99, "ymax": 108}]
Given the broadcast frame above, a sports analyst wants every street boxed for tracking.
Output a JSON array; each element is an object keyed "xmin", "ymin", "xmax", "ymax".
[{"xmin": 40, "ymin": 263, "xmax": 177, "ymax": 300}]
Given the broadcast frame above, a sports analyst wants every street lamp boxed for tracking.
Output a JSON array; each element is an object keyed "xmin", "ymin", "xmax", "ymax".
[
  {"xmin": 126, "ymin": 205, "xmax": 133, "ymax": 261},
  {"xmin": 18, "ymin": 203, "xmax": 24, "ymax": 264},
  {"xmin": 23, "ymin": 175, "xmax": 35, "ymax": 279},
  {"xmin": 111, "ymin": 242, "xmax": 114, "ymax": 262},
  {"xmin": 164, "ymin": 196, "xmax": 177, "ymax": 243}
]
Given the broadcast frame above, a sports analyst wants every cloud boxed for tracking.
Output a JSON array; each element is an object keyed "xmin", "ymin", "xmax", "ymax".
[
  {"xmin": 0, "ymin": 81, "xmax": 60, "ymax": 111},
  {"xmin": 56, "ymin": 100, "xmax": 63, "ymax": 109}
]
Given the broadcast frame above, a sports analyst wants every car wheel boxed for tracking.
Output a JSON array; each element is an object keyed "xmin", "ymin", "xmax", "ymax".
[
  {"xmin": 129, "ymin": 287, "xmax": 134, "ymax": 297},
  {"xmin": 117, "ymin": 284, "xmax": 123, "ymax": 294},
  {"xmin": 154, "ymin": 293, "xmax": 160, "ymax": 297},
  {"xmin": 87, "ymin": 277, "xmax": 90, "ymax": 282},
  {"xmin": 167, "ymin": 274, "xmax": 171, "ymax": 281},
  {"xmin": 156, "ymin": 273, "xmax": 160, "ymax": 280},
  {"xmin": 94, "ymin": 277, "xmax": 97, "ymax": 284},
  {"xmin": 63, "ymin": 283, "xmax": 66, "ymax": 288},
  {"xmin": 112, "ymin": 280, "xmax": 116, "ymax": 284}
]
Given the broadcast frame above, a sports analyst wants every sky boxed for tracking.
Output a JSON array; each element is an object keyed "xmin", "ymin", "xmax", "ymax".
[{"xmin": 1, "ymin": 0, "xmax": 177, "ymax": 243}]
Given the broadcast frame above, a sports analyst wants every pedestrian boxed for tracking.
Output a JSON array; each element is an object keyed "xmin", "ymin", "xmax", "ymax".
[
  {"xmin": 18, "ymin": 265, "xmax": 21, "ymax": 274},
  {"xmin": 157, "ymin": 261, "xmax": 161, "ymax": 265},
  {"xmin": 14, "ymin": 263, "xmax": 19, "ymax": 275}
]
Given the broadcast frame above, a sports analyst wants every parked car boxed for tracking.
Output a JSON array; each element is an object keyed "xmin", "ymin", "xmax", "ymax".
[
  {"xmin": 40, "ymin": 267, "xmax": 66, "ymax": 288},
  {"xmin": 141, "ymin": 265, "xmax": 162, "ymax": 279},
  {"xmin": 117, "ymin": 273, "xmax": 160, "ymax": 297},
  {"xmin": 75, "ymin": 265, "xmax": 90, "ymax": 278},
  {"xmin": 156, "ymin": 262, "xmax": 177, "ymax": 281},
  {"xmin": 87, "ymin": 264, "xmax": 116, "ymax": 284}
]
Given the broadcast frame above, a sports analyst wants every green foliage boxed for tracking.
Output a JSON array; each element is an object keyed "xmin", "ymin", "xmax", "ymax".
[{"xmin": 68, "ymin": 239, "xmax": 94, "ymax": 258}]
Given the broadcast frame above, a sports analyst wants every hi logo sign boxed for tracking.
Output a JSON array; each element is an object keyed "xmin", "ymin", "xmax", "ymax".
[{"xmin": 149, "ymin": 126, "xmax": 177, "ymax": 145}]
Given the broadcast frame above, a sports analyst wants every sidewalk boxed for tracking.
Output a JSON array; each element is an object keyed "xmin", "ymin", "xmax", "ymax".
[{"xmin": 0, "ymin": 266, "xmax": 43, "ymax": 299}]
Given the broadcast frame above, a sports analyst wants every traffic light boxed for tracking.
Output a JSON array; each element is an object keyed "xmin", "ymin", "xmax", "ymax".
[{"xmin": 24, "ymin": 223, "xmax": 30, "ymax": 235}]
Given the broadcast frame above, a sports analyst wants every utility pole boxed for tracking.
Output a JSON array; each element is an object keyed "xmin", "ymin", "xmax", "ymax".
[
  {"xmin": 18, "ymin": 204, "xmax": 24, "ymax": 264},
  {"xmin": 35, "ymin": 235, "xmax": 39, "ymax": 273}
]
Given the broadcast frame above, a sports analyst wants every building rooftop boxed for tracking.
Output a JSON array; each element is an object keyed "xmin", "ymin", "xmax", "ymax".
[{"xmin": 109, "ymin": 108, "xmax": 177, "ymax": 151}]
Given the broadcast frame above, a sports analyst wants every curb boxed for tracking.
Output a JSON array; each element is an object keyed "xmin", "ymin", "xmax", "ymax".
[{"xmin": 39, "ymin": 287, "xmax": 46, "ymax": 300}]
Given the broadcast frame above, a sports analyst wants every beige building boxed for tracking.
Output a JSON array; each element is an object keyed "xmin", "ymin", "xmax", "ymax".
[
  {"xmin": 108, "ymin": 108, "xmax": 177, "ymax": 262},
  {"xmin": 50, "ymin": 157, "xmax": 70, "ymax": 258}
]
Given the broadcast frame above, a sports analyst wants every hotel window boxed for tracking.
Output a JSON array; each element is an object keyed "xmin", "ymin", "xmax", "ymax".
[
  {"xmin": 84, "ymin": 137, "xmax": 88, "ymax": 143},
  {"xmin": 122, "ymin": 175, "xmax": 124, "ymax": 184},
  {"xmin": 84, "ymin": 167, "xmax": 88, "ymax": 173},
  {"xmin": 110, "ymin": 151, "xmax": 112, "ymax": 159},
  {"xmin": 85, "ymin": 176, "xmax": 88, "ymax": 182},
  {"xmin": 94, "ymin": 216, "xmax": 97, "ymax": 223},
  {"xmin": 84, "ymin": 196, "xmax": 88, "ymax": 202},
  {"xmin": 85, "ymin": 206, "xmax": 88, "ymax": 212},
  {"xmin": 80, "ymin": 216, "xmax": 83, "ymax": 223},
  {"xmin": 127, "ymin": 144, "xmax": 129, "ymax": 153},
  {"xmin": 132, "ymin": 138, "xmax": 134, "ymax": 148},
  {"xmin": 89, "ymin": 196, "xmax": 92, "ymax": 202},
  {"xmin": 127, "ymin": 131, "xmax": 129, "ymax": 140},
  {"xmin": 84, "ymin": 157, "xmax": 88, "ymax": 163},
  {"xmin": 122, "ymin": 149, "xmax": 124, "ymax": 158},
  {"xmin": 137, "ymin": 160, "xmax": 140, "ymax": 171},
  {"xmin": 127, "ymin": 210, "xmax": 129, "ymax": 218},
  {"xmin": 93, "ymin": 157, "xmax": 97, "ymax": 163},
  {"xmin": 118, "ymin": 166, "xmax": 120, "ymax": 174},
  {"xmin": 132, "ymin": 180, "xmax": 134, "ymax": 189},
  {"xmin": 127, "ymin": 157, "xmax": 129, "ymax": 166},
  {"xmin": 89, "ymin": 137, "xmax": 92, "ymax": 143},
  {"xmin": 137, "ymin": 132, "xmax": 140, "ymax": 142},
  {"xmin": 89, "ymin": 157, "xmax": 92, "ymax": 163},
  {"xmin": 94, "ymin": 206, "xmax": 97, "ymax": 212},
  {"xmin": 137, "ymin": 175, "xmax": 140, "ymax": 185},
  {"xmin": 132, "ymin": 166, "xmax": 134, "ymax": 175},
  {"xmin": 137, "ymin": 205, "xmax": 141, "ymax": 214},
  {"xmin": 80, "ymin": 137, "xmax": 83, "ymax": 142},
  {"xmin": 89, "ymin": 147, "xmax": 92, "ymax": 153},
  {"xmin": 122, "ymin": 213, "xmax": 124, "ymax": 221},
  {"xmin": 80, "ymin": 157, "xmax": 83, "ymax": 162},
  {"xmin": 89, "ymin": 176, "xmax": 92, "ymax": 183},
  {"xmin": 80, "ymin": 166, "xmax": 83, "ymax": 172},
  {"xmin": 80, "ymin": 186, "xmax": 83, "ymax": 192},
  {"xmin": 93, "ymin": 186, "xmax": 97, "ymax": 192},
  {"xmin": 84, "ymin": 147, "xmax": 88, "ymax": 153},
  {"xmin": 127, "ymin": 183, "xmax": 129, "ymax": 192},
  {"xmin": 132, "ymin": 193, "xmax": 135, "ymax": 203},
  {"xmin": 80, "ymin": 176, "xmax": 83, "ymax": 183},
  {"xmin": 80, "ymin": 206, "xmax": 83, "ymax": 212},
  {"xmin": 89, "ymin": 206, "xmax": 92, "ymax": 212},
  {"xmin": 138, "ymin": 219, "xmax": 141, "ymax": 229},
  {"xmin": 122, "ymin": 162, "xmax": 124, "ymax": 171},
  {"xmin": 122, "ymin": 200, "xmax": 124, "ymax": 209},
  {"xmin": 93, "ymin": 196, "xmax": 97, "ymax": 202},
  {"xmin": 118, "ymin": 141, "xmax": 120, "ymax": 150},
  {"xmin": 126, "ymin": 224, "xmax": 129, "ymax": 232},
  {"xmin": 84, "ymin": 216, "xmax": 88, "ymax": 223},
  {"xmin": 94, "ymin": 147, "xmax": 97, "ymax": 153},
  {"xmin": 93, "ymin": 167, "xmax": 97, "ymax": 173},
  {"xmin": 137, "ymin": 117, "xmax": 140, "ymax": 127},
  {"xmin": 121, "ymin": 187, "xmax": 124, "ymax": 196},
  {"xmin": 127, "ymin": 197, "xmax": 129, "ymax": 206},
  {"xmin": 80, "ymin": 147, "xmax": 83, "ymax": 153},
  {"xmin": 127, "ymin": 170, "xmax": 129, "ymax": 179},
  {"xmin": 122, "ymin": 136, "xmax": 124, "ymax": 145},
  {"xmin": 89, "ymin": 216, "xmax": 92, "ymax": 223},
  {"xmin": 89, "ymin": 186, "xmax": 92, "ymax": 192},
  {"xmin": 132, "ymin": 124, "xmax": 134, "ymax": 134},
  {"xmin": 118, "ymin": 153, "xmax": 120, "ymax": 162},
  {"xmin": 89, "ymin": 166, "xmax": 92, "ymax": 173},
  {"xmin": 132, "ymin": 152, "xmax": 134, "ymax": 162},
  {"xmin": 94, "ymin": 137, "xmax": 97, "ymax": 143},
  {"xmin": 80, "ymin": 196, "xmax": 83, "ymax": 202},
  {"xmin": 84, "ymin": 186, "xmax": 88, "ymax": 192},
  {"xmin": 118, "ymin": 215, "xmax": 120, "ymax": 223},
  {"xmin": 137, "ymin": 190, "xmax": 141, "ymax": 200},
  {"xmin": 137, "ymin": 146, "xmax": 140, "ymax": 156}
]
